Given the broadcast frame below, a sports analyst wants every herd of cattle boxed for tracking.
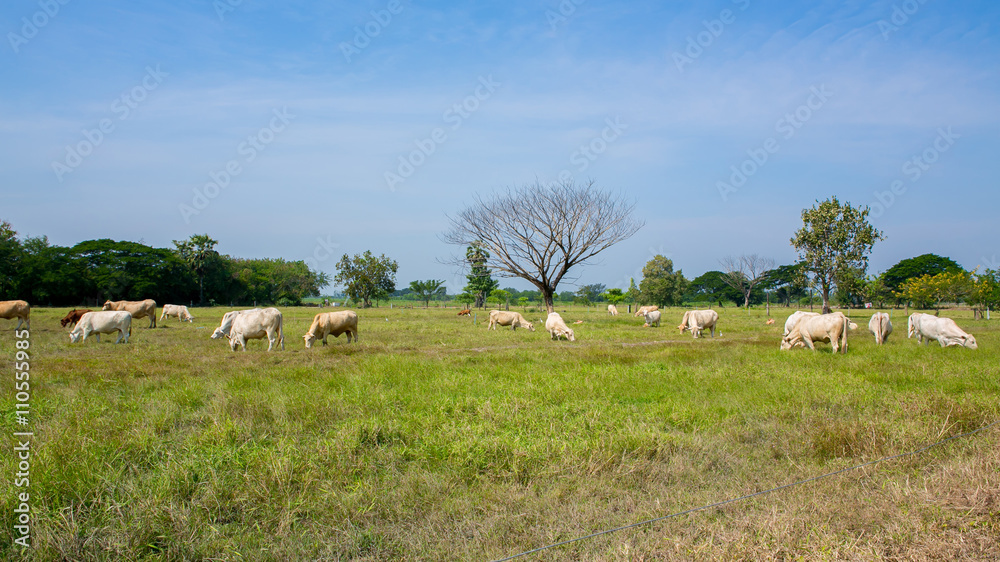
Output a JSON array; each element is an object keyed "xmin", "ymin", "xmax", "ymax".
[{"xmin": 0, "ymin": 298, "xmax": 981, "ymax": 352}]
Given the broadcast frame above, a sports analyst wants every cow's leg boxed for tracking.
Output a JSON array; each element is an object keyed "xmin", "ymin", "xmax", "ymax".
[
  {"xmin": 95, "ymin": 333, "xmax": 101, "ymax": 343},
  {"xmin": 150, "ymin": 313, "xmax": 156, "ymax": 329},
  {"xmin": 115, "ymin": 329, "xmax": 123, "ymax": 344}
]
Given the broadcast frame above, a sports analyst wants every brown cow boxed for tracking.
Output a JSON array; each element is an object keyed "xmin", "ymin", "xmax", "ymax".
[
  {"xmin": 103, "ymin": 299, "xmax": 157, "ymax": 328},
  {"xmin": 457, "ymin": 309, "xmax": 471, "ymax": 316},
  {"xmin": 61, "ymin": 309, "xmax": 93, "ymax": 328},
  {"xmin": 0, "ymin": 300, "xmax": 30, "ymax": 330}
]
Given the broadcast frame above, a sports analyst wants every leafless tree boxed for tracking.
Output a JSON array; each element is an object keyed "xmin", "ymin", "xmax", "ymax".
[
  {"xmin": 720, "ymin": 254, "xmax": 775, "ymax": 309},
  {"xmin": 443, "ymin": 180, "xmax": 644, "ymax": 313}
]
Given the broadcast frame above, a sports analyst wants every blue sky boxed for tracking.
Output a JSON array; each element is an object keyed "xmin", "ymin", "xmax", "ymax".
[{"xmin": 2, "ymin": 0, "xmax": 998, "ymax": 293}]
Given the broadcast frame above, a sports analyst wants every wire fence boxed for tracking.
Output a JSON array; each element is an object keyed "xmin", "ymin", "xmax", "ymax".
[{"xmin": 493, "ymin": 417, "xmax": 1000, "ymax": 561}]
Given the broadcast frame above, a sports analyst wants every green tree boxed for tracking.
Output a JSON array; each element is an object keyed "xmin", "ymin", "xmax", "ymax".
[
  {"xmin": 489, "ymin": 288, "xmax": 510, "ymax": 309},
  {"xmin": 72, "ymin": 239, "xmax": 195, "ymax": 303},
  {"xmin": 173, "ymin": 234, "xmax": 220, "ymax": 305},
  {"xmin": 791, "ymin": 197, "xmax": 884, "ymax": 314},
  {"xmin": 16, "ymin": 236, "xmax": 89, "ymax": 305},
  {"xmin": 858, "ymin": 274, "xmax": 891, "ymax": 308},
  {"xmin": 720, "ymin": 254, "xmax": 774, "ymax": 309},
  {"xmin": 334, "ymin": 251, "xmax": 398, "ymax": 308},
  {"xmin": 463, "ymin": 243, "xmax": 498, "ymax": 309},
  {"xmin": 968, "ymin": 269, "xmax": 1000, "ymax": 319},
  {"xmin": 409, "ymin": 279, "xmax": 446, "ymax": 307},
  {"xmin": 761, "ymin": 264, "xmax": 808, "ymax": 307},
  {"xmin": 456, "ymin": 293, "xmax": 476, "ymax": 308},
  {"xmin": 517, "ymin": 296, "xmax": 529, "ymax": 309},
  {"xmin": 0, "ymin": 220, "xmax": 21, "ymax": 297},
  {"xmin": 639, "ymin": 255, "xmax": 688, "ymax": 307},
  {"xmin": 687, "ymin": 271, "xmax": 743, "ymax": 306},
  {"xmin": 603, "ymin": 288, "xmax": 626, "ymax": 305},
  {"xmin": 625, "ymin": 278, "xmax": 640, "ymax": 304},
  {"xmin": 882, "ymin": 254, "xmax": 962, "ymax": 295}
]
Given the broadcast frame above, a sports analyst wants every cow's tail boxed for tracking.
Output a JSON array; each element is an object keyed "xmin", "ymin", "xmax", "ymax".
[
  {"xmin": 839, "ymin": 315, "xmax": 849, "ymax": 354},
  {"xmin": 279, "ymin": 313, "xmax": 285, "ymax": 350}
]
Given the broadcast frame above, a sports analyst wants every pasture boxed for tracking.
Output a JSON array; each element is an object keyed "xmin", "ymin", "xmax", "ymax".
[{"xmin": 2, "ymin": 306, "xmax": 998, "ymax": 560}]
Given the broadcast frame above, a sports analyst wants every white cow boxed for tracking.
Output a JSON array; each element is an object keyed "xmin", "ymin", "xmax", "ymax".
[
  {"xmin": 607, "ymin": 304, "xmax": 618, "ymax": 316},
  {"xmin": 908, "ymin": 314, "xmax": 977, "ymax": 349},
  {"xmin": 678, "ymin": 309, "xmax": 719, "ymax": 338},
  {"xmin": 906, "ymin": 313, "xmax": 935, "ymax": 342},
  {"xmin": 780, "ymin": 312, "xmax": 850, "ymax": 353},
  {"xmin": 103, "ymin": 299, "xmax": 157, "ymax": 328},
  {"xmin": 488, "ymin": 310, "xmax": 534, "ymax": 331},
  {"xmin": 69, "ymin": 311, "xmax": 132, "ymax": 344},
  {"xmin": 303, "ymin": 310, "xmax": 359, "ymax": 348},
  {"xmin": 160, "ymin": 304, "xmax": 194, "ymax": 322},
  {"xmin": 212, "ymin": 308, "xmax": 284, "ymax": 351},
  {"xmin": 0, "ymin": 300, "xmax": 30, "ymax": 330},
  {"xmin": 783, "ymin": 311, "xmax": 819, "ymax": 337},
  {"xmin": 634, "ymin": 305, "xmax": 659, "ymax": 318},
  {"xmin": 643, "ymin": 309, "xmax": 661, "ymax": 328},
  {"xmin": 868, "ymin": 312, "xmax": 892, "ymax": 345},
  {"xmin": 545, "ymin": 312, "xmax": 575, "ymax": 341}
]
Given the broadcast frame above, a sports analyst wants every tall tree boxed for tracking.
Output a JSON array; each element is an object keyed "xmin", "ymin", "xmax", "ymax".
[
  {"xmin": 409, "ymin": 279, "xmax": 446, "ymax": 308},
  {"xmin": 719, "ymin": 254, "xmax": 775, "ymax": 309},
  {"xmin": 603, "ymin": 288, "xmax": 626, "ymax": 306},
  {"xmin": 761, "ymin": 263, "xmax": 808, "ymax": 307},
  {"xmin": 463, "ymin": 243, "xmax": 498, "ymax": 309},
  {"xmin": 881, "ymin": 254, "xmax": 962, "ymax": 295},
  {"xmin": 687, "ymin": 271, "xmax": 743, "ymax": 307},
  {"xmin": 334, "ymin": 251, "xmax": 398, "ymax": 308},
  {"xmin": 791, "ymin": 197, "xmax": 884, "ymax": 314},
  {"xmin": 444, "ymin": 180, "xmax": 644, "ymax": 313},
  {"xmin": 576, "ymin": 283, "xmax": 606, "ymax": 303},
  {"xmin": 968, "ymin": 269, "xmax": 1000, "ymax": 319},
  {"xmin": 639, "ymin": 255, "xmax": 688, "ymax": 307},
  {"xmin": 0, "ymin": 220, "xmax": 22, "ymax": 297},
  {"xmin": 173, "ymin": 234, "xmax": 219, "ymax": 305}
]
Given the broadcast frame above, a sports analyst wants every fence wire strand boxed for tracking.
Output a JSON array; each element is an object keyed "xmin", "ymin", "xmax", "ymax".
[{"xmin": 494, "ymin": 418, "xmax": 999, "ymax": 561}]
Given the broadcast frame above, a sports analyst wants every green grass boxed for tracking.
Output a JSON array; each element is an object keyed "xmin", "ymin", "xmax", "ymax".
[{"xmin": 1, "ymin": 306, "xmax": 998, "ymax": 560}]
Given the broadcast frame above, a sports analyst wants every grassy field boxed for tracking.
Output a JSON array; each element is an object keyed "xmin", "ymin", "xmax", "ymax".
[{"xmin": 1, "ymin": 305, "xmax": 998, "ymax": 560}]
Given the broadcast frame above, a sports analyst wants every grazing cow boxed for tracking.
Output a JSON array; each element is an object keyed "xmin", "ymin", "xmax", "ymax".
[
  {"xmin": 0, "ymin": 300, "xmax": 30, "ymax": 331},
  {"xmin": 457, "ymin": 309, "xmax": 471, "ymax": 316},
  {"xmin": 68, "ymin": 311, "xmax": 132, "ymax": 344},
  {"xmin": 906, "ymin": 313, "xmax": 936, "ymax": 342},
  {"xmin": 765, "ymin": 318, "xmax": 775, "ymax": 325},
  {"xmin": 780, "ymin": 312, "xmax": 850, "ymax": 353},
  {"xmin": 160, "ymin": 304, "xmax": 194, "ymax": 323},
  {"xmin": 643, "ymin": 309, "xmax": 661, "ymax": 328},
  {"xmin": 868, "ymin": 312, "xmax": 892, "ymax": 345},
  {"xmin": 212, "ymin": 307, "xmax": 284, "ymax": 351},
  {"xmin": 908, "ymin": 314, "xmax": 977, "ymax": 349},
  {"xmin": 545, "ymin": 312, "xmax": 575, "ymax": 341},
  {"xmin": 103, "ymin": 299, "xmax": 157, "ymax": 328},
  {"xmin": 678, "ymin": 309, "xmax": 719, "ymax": 338},
  {"xmin": 303, "ymin": 310, "xmax": 358, "ymax": 348},
  {"xmin": 488, "ymin": 310, "xmax": 534, "ymax": 331},
  {"xmin": 783, "ymin": 311, "xmax": 819, "ymax": 337},
  {"xmin": 634, "ymin": 305, "xmax": 659, "ymax": 317},
  {"xmin": 60, "ymin": 308, "xmax": 92, "ymax": 328},
  {"xmin": 607, "ymin": 304, "xmax": 619, "ymax": 316}
]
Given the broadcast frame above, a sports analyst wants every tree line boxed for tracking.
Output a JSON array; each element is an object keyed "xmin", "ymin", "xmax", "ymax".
[{"xmin": 0, "ymin": 223, "xmax": 329, "ymax": 307}]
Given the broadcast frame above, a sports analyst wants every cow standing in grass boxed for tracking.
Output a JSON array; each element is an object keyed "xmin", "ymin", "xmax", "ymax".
[
  {"xmin": 68, "ymin": 311, "xmax": 132, "ymax": 344},
  {"xmin": 303, "ymin": 310, "xmax": 359, "ymax": 348},
  {"xmin": 908, "ymin": 313, "xmax": 977, "ymax": 349},
  {"xmin": 488, "ymin": 310, "xmax": 534, "ymax": 332},
  {"xmin": 103, "ymin": 299, "xmax": 157, "ymax": 328},
  {"xmin": 545, "ymin": 312, "xmax": 575, "ymax": 341},
  {"xmin": 868, "ymin": 312, "xmax": 892, "ymax": 345},
  {"xmin": 0, "ymin": 300, "xmax": 30, "ymax": 330},
  {"xmin": 160, "ymin": 304, "xmax": 195, "ymax": 323},
  {"xmin": 212, "ymin": 307, "xmax": 284, "ymax": 351},
  {"xmin": 678, "ymin": 309, "xmax": 718, "ymax": 338},
  {"xmin": 780, "ymin": 312, "xmax": 849, "ymax": 353},
  {"xmin": 60, "ymin": 309, "xmax": 92, "ymax": 328}
]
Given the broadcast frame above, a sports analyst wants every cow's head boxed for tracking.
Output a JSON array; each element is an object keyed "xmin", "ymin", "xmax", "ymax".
[
  {"xmin": 779, "ymin": 333, "xmax": 799, "ymax": 350},
  {"xmin": 523, "ymin": 322, "xmax": 535, "ymax": 332},
  {"xmin": 564, "ymin": 328, "xmax": 575, "ymax": 341},
  {"xmin": 102, "ymin": 301, "xmax": 114, "ymax": 310},
  {"xmin": 303, "ymin": 333, "xmax": 317, "ymax": 348},
  {"xmin": 60, "ymin": 315, "xmax": 73, "ymax": 328},
  {"xmin": 69, "ymin": 331, "xmax": 82, "ymax": 343},
  {"xmin": 210, "ymin": 328, "xmax": 227, "ymax": 339},
  {"xmin": 963, "ymin": 335, "xmax": 979, "ymax": 350}
]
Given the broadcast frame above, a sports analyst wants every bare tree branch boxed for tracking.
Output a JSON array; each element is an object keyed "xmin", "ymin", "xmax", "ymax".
[{"xmin": 443, "ymin": 180, "xmax": 644, "ymax": 313}]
